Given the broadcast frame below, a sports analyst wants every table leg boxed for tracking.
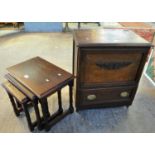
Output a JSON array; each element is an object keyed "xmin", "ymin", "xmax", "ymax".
[
  {"xmin": 39, "ymin": 98, "xmax": 50, "ymax": 120},
  {"xmin": 22, "ymin": 102, "xmax": 34, "ymax": 131},
  {"xmin": 15, "ymin": 99, "xmax": 22, "ymax": 109},
  {"xmin": 8, "ymin": 93, "xmax": 20, "ymax": 116},
  {"xmin": 32, "ymin": 98, "xmax": 42, "ymax": 130},
  {"xmin": 57, "ymin": 90, "xmax": 63, "ymax": 113},
  {"xmin": 69, "ymin": 81, "xmax": 74, "ymax": 113}
]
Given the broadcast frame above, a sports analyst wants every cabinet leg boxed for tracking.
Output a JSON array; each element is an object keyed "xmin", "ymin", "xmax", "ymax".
[
  {"xmin": 126, "ymin": 104, "xmax": 131, "ymax": 108},
  {"xmin": 69, "ymin": 81, "xmax": 74, "ymax": 113}
]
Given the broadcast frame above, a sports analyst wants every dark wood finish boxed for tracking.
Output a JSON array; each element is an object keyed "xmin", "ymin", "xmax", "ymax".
[
  {"xmin": 57, "ymin": 90, "xmax": 63, "ymax": 113},
  {"xmin": 73, "ymin": 29, "xmax": 152, "ymax": 111},
  {"xmin": 45, "ymin": 109, "xmax": 72, "ymax": 131},
  {"xmin": 79, "ymin": 86, "xmax": 136, "ymax": 106},
  {"xmin": 30, "ymin": 98, "xmax": 42, "ymax": 130},
  {"xmin": 73, "ymin": 29, "xmax": 151, "ymax": 47},
  {"xmin": 7, "ymin": 57, "xmax": 73, "ymax": 98},
  {"xmin": 76, "ymin": 100, "xmax": 132, "ymax": 110},
  {"xmin": 1, "ymin": 81, "xmax": 37, "ymax": 131},
  {"xmin": 5, "ymin": 73, "xmax": 36, "ymax": 100},
  {"xmin": 2, "ymin": 81, "xmax": 28, "ymax": 103},
  {"xmin": 6, "ymin": 57, "xmax": 74, "ymax": 131},
  {"xmin": 69, "ymin": 81, "xmax": 74, "ymax": 112},
  {"xmin": 39, "ymin": 98, "xmax": 50, "ymax": 120},
  {"xmin": 5, "ymin": 74, "xmax": 42, "ymax": 130},
  {"xmin": 22, "ymin": 101, "xmax": 34, "ymax": 131},
  {"xmin": 16, "ymin": 100, "xmax": 22, "ymax": 109},
  {"xmin": 80, "ymin": 48, "xmax": 145, "ymax": 86},
  {"xmin": 7, "ymin": 92, "xmax": 21, "ymax": 116},
  {"xmin": 45, "ymin": 81, "xmax": 74, "ymax": 131}
]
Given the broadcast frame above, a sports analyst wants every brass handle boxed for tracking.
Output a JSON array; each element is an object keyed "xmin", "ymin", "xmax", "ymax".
[
  {"xmin": 87, "ymin": 94, "xmax": 96, "ymax": 101},
  {"xmin": 96, "ymin": 61, "xmax": 132, "ymax": 70},
  {"xmin": 120, "ymin": 91, "xmax": 129, "ymax": 98}
]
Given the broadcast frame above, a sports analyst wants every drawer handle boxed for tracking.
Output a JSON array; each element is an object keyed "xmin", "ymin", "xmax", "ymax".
[
  {"xmin": 120, "ymin": 91, "xmax": 129, "ymax": 98},
  {"xmin": 96, "ymin": 61, "xmax": 132, "ymax": 70},
  {"xmin": 87, "ymin": 94, "xmax": 96, "ymax": 101}
]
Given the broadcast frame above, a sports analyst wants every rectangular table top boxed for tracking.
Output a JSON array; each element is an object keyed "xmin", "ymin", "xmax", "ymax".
[{"xmin": 7, "ymin": 57, "xmax": 73, "ymax": 98}]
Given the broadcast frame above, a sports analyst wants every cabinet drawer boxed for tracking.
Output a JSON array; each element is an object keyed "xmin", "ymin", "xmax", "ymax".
[
  {"xmin": 80, "ymin": 48, "xmax": 145, "ymax": 86},
  {"xmin": 79, "ymin": 86, "xmax": 136, "ymax": 105}
]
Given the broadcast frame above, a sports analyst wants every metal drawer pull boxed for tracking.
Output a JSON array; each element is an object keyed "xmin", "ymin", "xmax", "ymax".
[
  {"xmin": 87, "ymin": 94, "xmax": 96, "ymax": 100},
  {"xmin": 120, "ymin": 91, "xmax": 129, "ymax": 98},
  {"xmin": 96, "ymin": 61, "xmax": 132, "ymax": 70}
]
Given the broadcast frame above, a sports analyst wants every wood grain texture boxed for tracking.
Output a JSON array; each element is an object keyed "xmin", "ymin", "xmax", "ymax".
[
  {"xmin": 79, "ymin": 86, "xmax": 136, "ymax": 106},
  {"xmin": 73, "ymin": 29, "xmax": 151, "ymax": 47},
  {"xmin": 80, "ymin": 48, "xmax": 144, "ymax": 85},
  {"xmin": 2, "ymin": 81, "xmax": 27, "ymax": 103},
  {"xmin": 73, "ymin": 29, "xmax": 151, "ymax": 110},
  {"xmin": 7, "ymin": 57, "xmax": 73, "ymax": 98},
  {"xmin": 5, "ymin": 73, "xmax": 36, "ymax": 100}
]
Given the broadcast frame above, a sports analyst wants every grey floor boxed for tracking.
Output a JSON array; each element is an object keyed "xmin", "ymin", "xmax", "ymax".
[{"xmin": 0, "ymin": 28, "xmax": 155, "ymax": 132}]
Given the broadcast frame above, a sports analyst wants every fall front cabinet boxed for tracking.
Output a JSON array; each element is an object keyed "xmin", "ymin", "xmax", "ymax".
[{"xmin": 73, "ymin": 29, "xmax": 151, "ymax": 111}]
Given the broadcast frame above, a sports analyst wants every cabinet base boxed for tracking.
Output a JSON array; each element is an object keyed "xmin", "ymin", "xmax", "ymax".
[{"xmin": 76, "ymin": 101, "xmax": 132, "ymax": 111}]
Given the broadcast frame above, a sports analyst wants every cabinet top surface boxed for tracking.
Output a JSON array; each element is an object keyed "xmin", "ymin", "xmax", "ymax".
[{"xmin": 73, "ymin": 29, "xmax": 151, "ymax": 47}]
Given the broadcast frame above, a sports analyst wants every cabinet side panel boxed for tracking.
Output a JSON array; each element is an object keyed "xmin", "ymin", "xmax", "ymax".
[{"xmin": 73, "ymin": 41, "xmax": 81, "ymax": 110}]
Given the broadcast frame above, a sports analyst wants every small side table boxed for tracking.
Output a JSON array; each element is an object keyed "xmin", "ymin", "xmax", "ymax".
[
  {"xmin": 7, "ymin": 57, "xmax": 74, "ymax": 131},
  {"xmin": 40, "ymin": 78, "xmax": 74, "ymax": 131}
]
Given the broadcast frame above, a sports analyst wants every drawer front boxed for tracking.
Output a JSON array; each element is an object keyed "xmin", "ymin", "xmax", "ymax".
[
  {"xmin": 79, "ymin": 86, "xmax": 136, "ymax": 105},
  {"xmin": 80, "ymin": 48, "xmax": 144, "ymax": 86}
]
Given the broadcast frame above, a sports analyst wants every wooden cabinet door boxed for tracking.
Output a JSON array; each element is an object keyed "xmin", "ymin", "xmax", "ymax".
[{"xmin": 79, "ymin": 47, "xmax": 148, "ymax": 87}]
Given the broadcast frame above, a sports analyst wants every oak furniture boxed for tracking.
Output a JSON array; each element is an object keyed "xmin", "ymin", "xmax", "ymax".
[
  {"xmin": 73, "ymin": 29, "xmax": 152, "ymax": 111},
  {"xmin": 2, "ymin": 81, "xmax": 38, "ymax": 131},
  {"xmin": 4, "ymin": 73, "xmax": 42, "ymax": 131},
  {"xmin": 6, "ymin": 57, "xmax": 74, "ymax": 131}
]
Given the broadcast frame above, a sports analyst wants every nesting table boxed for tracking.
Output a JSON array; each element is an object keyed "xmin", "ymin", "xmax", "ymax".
[{"xmin": 6, "ymin": 57, "xmax": 74, "ymax": 131}]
